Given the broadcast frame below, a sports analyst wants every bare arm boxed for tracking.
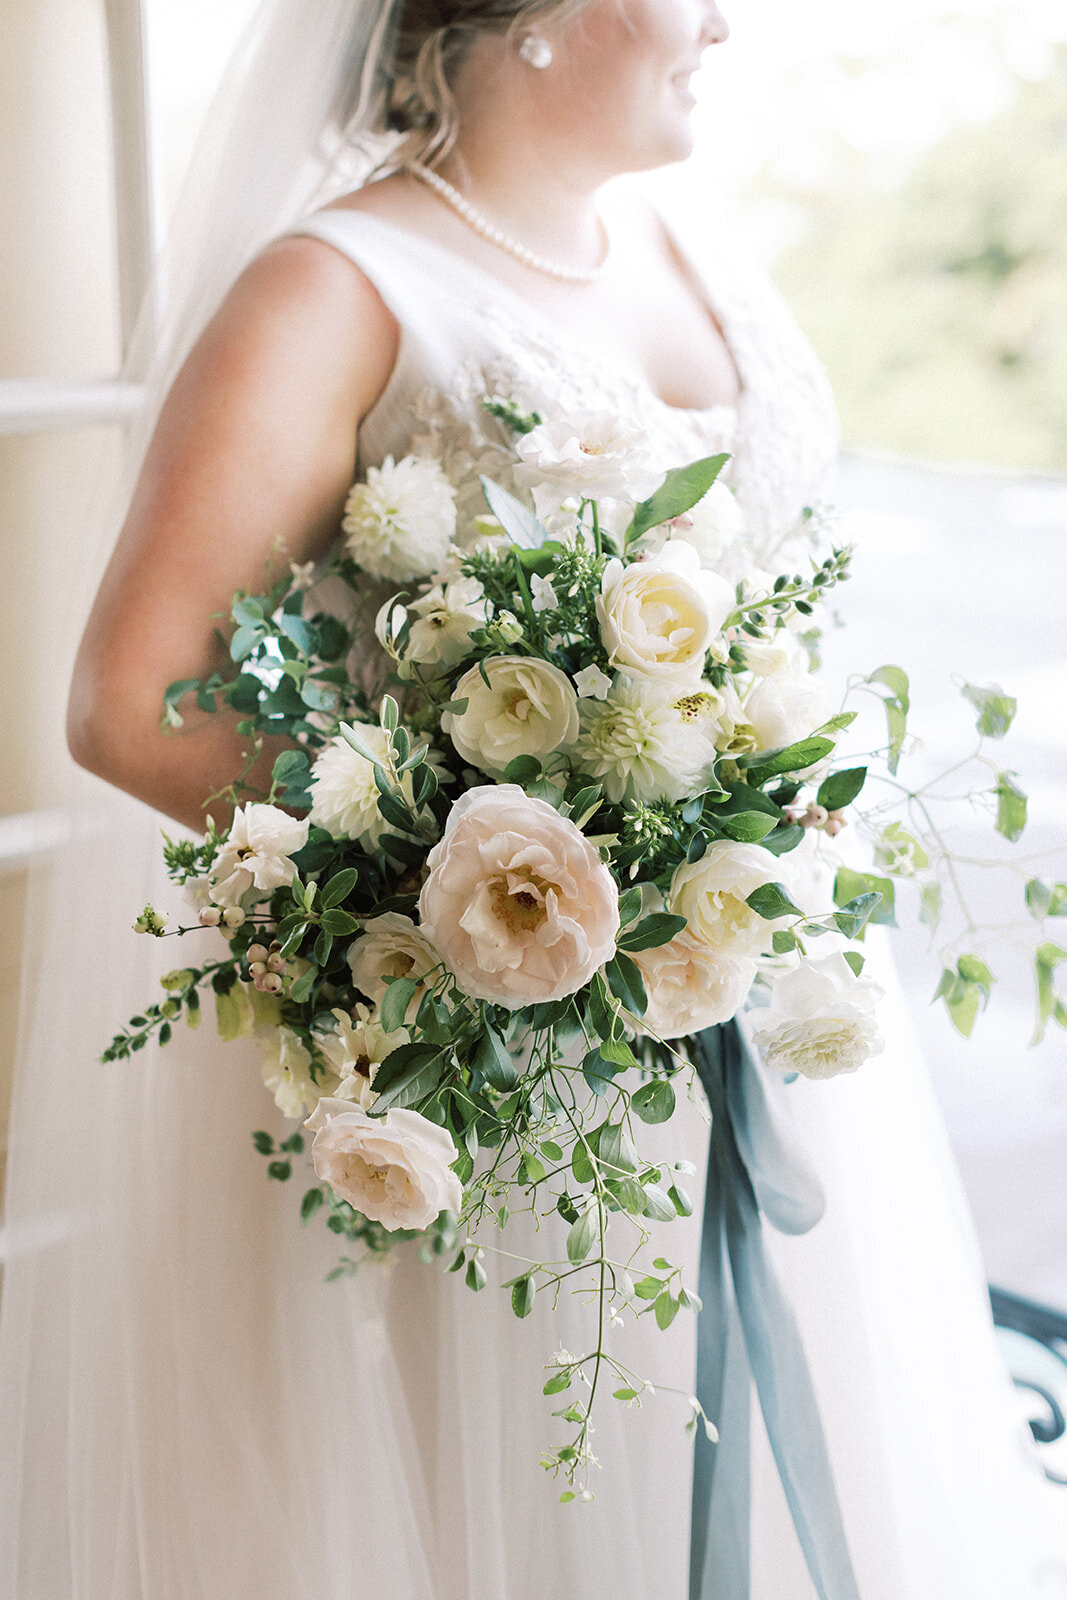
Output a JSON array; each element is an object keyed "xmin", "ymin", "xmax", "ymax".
[{"xmin": 68, "ymin": 235, "xmax": 398, "ymax": 832}]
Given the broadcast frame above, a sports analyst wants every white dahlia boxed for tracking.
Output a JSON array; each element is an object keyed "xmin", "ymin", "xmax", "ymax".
[
  {"xmin": 308, "ymin": 724, "xmax": 444, "ymax": 851},
  {"xmin": 573, "ymin": 677, "xmax": 715, "ymax": 804},
  {"xmin": 342, "ymin": 454, "xmax": 457, "ymax": 582}
]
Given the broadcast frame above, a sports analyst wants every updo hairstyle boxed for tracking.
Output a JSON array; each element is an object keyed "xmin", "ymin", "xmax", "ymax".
[{"xmin": 388, "ymin": 0, "xmax": 594, "ymax": 167}]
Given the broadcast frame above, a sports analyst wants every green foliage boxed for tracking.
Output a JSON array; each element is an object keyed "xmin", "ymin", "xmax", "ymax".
[{"xmin": 961, "ymin": 682, "xmax": 1017, "ymax": 740}]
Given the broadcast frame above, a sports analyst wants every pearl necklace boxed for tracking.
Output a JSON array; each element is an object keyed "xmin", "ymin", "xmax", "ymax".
[{"xmin": 406, "ymin": 162, "xmax": 607, "ymax": 285}]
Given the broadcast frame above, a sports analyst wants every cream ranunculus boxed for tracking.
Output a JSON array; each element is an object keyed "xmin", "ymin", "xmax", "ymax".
[
  {"xmin": 596, "ymin": 540, "xmax": 734, "ymax": 687},
  {"xmin": 313, "ymin": 1004, "xmax": 404, "ymax": 1111},
  {"xmin": 305, "ymin": 1099, "xmax": 463, "ymax": 1230},
  {"xmin": 260, "ymin": 1026, "xmax": 336, "ymax": 1119},
  {"xmin": 342, "ymin": 454, "xmax": 457, "ymax": 582},
  {"xmin": 512, "ymin": 411, "xmax": 663, "ymax": 503},
  {"xmin": 308, "ymin": 724, "xmax": 445, "ymax": 851},
  {"xmin": 572, "ymin": 676, "xmax": 716, "ymax": 804},
  {"xmin": 669, "ymin": 840, "xmax": 793, "ymax": 959},
  {"xmin": 631, "ymin": 932, "xmax": 755, "ymax": 1040},
  {"xmin": 418, "ymin": 785, "xmax": 620, "ymax": 1009},
  {"xmin": 751, "ymin": 953, "xmax": 885, "ymax": 1080},
  {"xmin": 348, "ymin": 913, "xmax": 441, "ymax": 1016},
  {"xmin": 209, "ymin": 804, "xmax": 310, "ymax": 907},
  {"xmin": 442, "ymin": 656, "xmax": 579, "ymax": 776}
]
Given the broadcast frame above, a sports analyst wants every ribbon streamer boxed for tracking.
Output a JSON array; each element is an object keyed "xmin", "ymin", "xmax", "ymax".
[{"xmin": 689, "ymin": 1022, "xmax": 862, "ymax": 1600}]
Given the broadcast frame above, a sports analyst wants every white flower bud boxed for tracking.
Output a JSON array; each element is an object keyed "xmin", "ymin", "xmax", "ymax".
[
  {"xmin": 222, "ymin": 906, "xmax": 247, "ymax": 929},
  {"xmin": 249, "ymin": 961, "xmax": 268, "ymax": 979},
  {"xmin": 246, "ymin": 943, "xmax": 269, "ymax": 964},
  {"xmin": 197, "ymin": 906, "xmax": 222, "ymax": 928},
  {"xmin": 258, "ymin": 972, "xmax": 284, "ymax": 995},
  {"xmin": 267, "ymin": 953, "xmax": 287, "ymax": 975}
]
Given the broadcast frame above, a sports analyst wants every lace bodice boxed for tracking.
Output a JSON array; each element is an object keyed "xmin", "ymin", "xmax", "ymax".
[{"xmin": 286, "ymin": 206, "xmax": 839, "ymax": 570}]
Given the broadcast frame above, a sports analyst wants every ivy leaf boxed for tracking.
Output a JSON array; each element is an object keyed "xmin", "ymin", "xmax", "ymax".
[
  {"xmin": 962, "ymin": 681, "xmax": 1017, "ymax": 740},
  {"xmin": 994, "ymin": 772, "xmax": 1027, "ymax": 843}
]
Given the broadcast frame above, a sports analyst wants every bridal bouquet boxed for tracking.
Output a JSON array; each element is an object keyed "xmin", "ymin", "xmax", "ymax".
[{"xmin": 109, "ymin": 404, "xmax": 1038, "ymax": 1493}]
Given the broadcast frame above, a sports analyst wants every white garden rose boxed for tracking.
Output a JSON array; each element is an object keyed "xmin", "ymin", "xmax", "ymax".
[
  {"xmin": 260, "ymin": 1026, "xmax": 335, "ymax": 1119},
  {"xmin": 597, "ymin": 540, "xmax": 734, "ymax": 687},
  {"xmin": 669, "ymin": 840, "xmax": 793, "ymax": 958},
  {"xmin": 309, "ymin": 724, "xmax": 445, "ymax": 851},
  {"xmin": 305, "ymin": 1099, "xmax": 463, "ymax": 1230},
  {"xmin": 209, "ymin": 804, "xmax": 309, "ymax": 907},
  {"xmin": 342, "ymin": 454, "xmax": 457, "ymax": 582},
  {"xmin": 403, "ymin": 576, "xmax": 489, "ymax": 668},
  {"xmin": 744, "ymin": 665, "xmax": 832, "ymax": 753},
  {"xmin": 418, "ymin": 785, "xmax": 620, "ymax": 1009},
  {"xmin": 442, "ymin": 656, "xmax": 579, "ymax": 776},
  {"xmin": 631, "ymin": 932, "xmax": 755, "ymax": 1040},
  {"xmin": 348, "ymin": 913, "xmax": 440, "ymax": 1016},
  {"xmin": 751, "ymin": 953, "xmax": 885, "ymax": 1080},
  {"xmin": 313, "ymin": 1004, "xmax": 403, "ymax": 1111},
  {"xmin": 512, "ymin": 410, "xmax": 663, "ymax": 503},
  {"xmin": 573, "ymin": 676, "xmax": 716, "ymax": 804}
]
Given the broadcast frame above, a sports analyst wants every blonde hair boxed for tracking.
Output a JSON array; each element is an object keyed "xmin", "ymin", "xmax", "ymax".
[{"xmin": 387, "ymin": 0, "xmax": 595, "ymax": 167}]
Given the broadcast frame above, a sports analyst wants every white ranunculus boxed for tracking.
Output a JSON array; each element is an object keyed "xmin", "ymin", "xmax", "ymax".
[
  {"xmin": 573, "ymin": 676, "xmax": 716, "ymax": 804},
  {"xmin": 418, "ymin": 785, "xmax": 620, "ymax": 1009},
  {"xmin": 348, "ymin": 913, "xmax": 440, "ymax": 1015},
  {"xmin": 669, "ymin": 840, "xmax": 793, "ymax": 959},
  {"xmin": 260, "ymin": 1025, "xmax": 335, "ymax": 1119},
  {"xmin": 597, "ymin": 540, "xmax": 734, "ymax": 687},
  {"xmin": 209, "ymin": 804, "xmax": 309, "ymax": 907},
  {"xmin": 442, "ymin": 655, "xmax": 579, "ymax": 776},
  {"xmin": 313, "ymin": 1004, "xmax": 404, "ymax": 1111},
  {"xmin": 631, "ymin": 933, "xmax": 755, "ymax": 1040},
  {"xmin": 305, "ymin": 1099, "xmax": 463, "ymax": 1230},
  {"xmin": 744, "ymin": 665, "xmax": 831, "ymax": 753},
  {"xmin": 342, "ymin": 454, "xmax": 457, "ymax": 582},
  {"xmin": 402, "ymin": 576, "xmax": 489, "ymax": 668},
  {"xmin": 513, "ymin": 411, "xmax": 663, "ymax": 503},
  {"xmin": 751, "ymin": 953, "xmax": 885, "ymax": 1080},
  {"xmin": 309, "ymin": 724, "xmax": 444, "ymax": 851}
]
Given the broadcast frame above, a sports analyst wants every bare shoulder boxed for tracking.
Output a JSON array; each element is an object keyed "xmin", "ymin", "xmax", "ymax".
[{"xmin": 194, "ymin": 233, "xmax": 399, "ymax": 414}]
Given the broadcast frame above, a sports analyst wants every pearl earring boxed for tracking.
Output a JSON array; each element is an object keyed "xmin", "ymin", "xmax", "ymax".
[{"xmin": 518, "ymin": 33, "xmax": 553, "ymax": 69}]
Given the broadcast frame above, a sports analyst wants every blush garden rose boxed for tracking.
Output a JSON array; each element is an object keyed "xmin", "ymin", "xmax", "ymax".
[{"xmin": 417, "ymin": 785, "xmax": 620, "ymax": 1009}]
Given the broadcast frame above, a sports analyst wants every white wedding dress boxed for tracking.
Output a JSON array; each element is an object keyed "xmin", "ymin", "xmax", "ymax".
[{"xmin": 1, "ymin": 205, "xmax": 1063, "ymax": 1600}]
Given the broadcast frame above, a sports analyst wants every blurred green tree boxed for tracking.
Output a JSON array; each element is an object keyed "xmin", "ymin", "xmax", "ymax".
[{"xmin": 770, "ymin": 46, "xmax": 1067, "ymax": 471}]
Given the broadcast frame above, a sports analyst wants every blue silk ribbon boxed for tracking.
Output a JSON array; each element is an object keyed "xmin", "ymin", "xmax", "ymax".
[{"xmin": 689, "ymin": 1021, "xmax": 862, "ymax": 1600}]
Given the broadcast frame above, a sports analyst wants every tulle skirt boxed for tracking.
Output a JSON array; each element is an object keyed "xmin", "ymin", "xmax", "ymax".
[{"xmin": 1, "ymin": 787, "xmax": 1062, "ymax": 1599}]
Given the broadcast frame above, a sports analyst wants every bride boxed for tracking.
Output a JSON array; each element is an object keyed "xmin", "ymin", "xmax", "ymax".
[{"xmin": 1, "ymin": 1, "xmax": 1060, "ymax": 1596}]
